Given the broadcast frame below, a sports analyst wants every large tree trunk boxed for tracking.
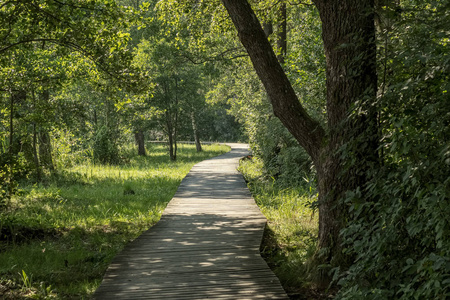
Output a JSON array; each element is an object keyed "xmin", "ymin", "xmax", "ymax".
[
  {"xmin": 134, "ymin": 130, "xmax": 146, "ymax": 156},
  {"xmin": 221, "ymin": 0, "xmax": 378, "ymax": 282},
  {"xmin": 314, "ymin": 0, "xmax": 379, "ymax": 269}
]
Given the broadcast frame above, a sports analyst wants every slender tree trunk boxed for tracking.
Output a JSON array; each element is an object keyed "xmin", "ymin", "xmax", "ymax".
[
  {"xmin": 191, "ymin": 111, "xmax": 202, "ymax": 152},
  {"xmin": 174, "ymin": 135, "xmax": 177, "ymax": 161},
  {"xmin": 173, "ymin": 77, "xmax": 179, "ymax": 161},
  {"xmin": 6, "ymin": 90, "xmax": 15, "ymax": 204},
  {"xmin": 166, "ymin": 111, "xmax": 175, "ymax": 161},
  {"xmin": 134, "ymin": 130, "xmax": 146, "ymax": 156},
  {"xmin": 4, "ymin": 90, "xmax": 26, "ymax": 204},
  {"xmin": 93, "ymin": 109, "xmax": 98, "ymax": 126},
  {"xmin": 221, "ymin": 0, "xmax": 379, "ymax": 284},
  {"xmin": 32, "ymin": 124, "xmax": 41, "ymax": 180},
  {"xmin": 38, "ymin": 90, "xmax": 54, "ymax": 171},
  {"xmin": 39, "ymin": 130, "xmax": 54, "ymax": 171},
  {"xmin": 31, "ymin": 89, "xmax": 41, "ymax": 181}
]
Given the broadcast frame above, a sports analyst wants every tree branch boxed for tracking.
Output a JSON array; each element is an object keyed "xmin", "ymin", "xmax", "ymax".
[
  {"xmin": 221, "ymin": 0, "xmax": 325, "ymax": 161},
  {"xmin": 177, "ymin": 47, "xmax": 248, "ymax": 65}
]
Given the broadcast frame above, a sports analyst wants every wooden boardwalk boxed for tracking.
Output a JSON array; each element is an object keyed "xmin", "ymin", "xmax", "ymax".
[{"xmin": 93, "ymin": 144, "xmax": 288, "ymax": 299}]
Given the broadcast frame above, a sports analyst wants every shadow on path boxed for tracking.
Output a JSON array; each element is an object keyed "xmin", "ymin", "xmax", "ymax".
[{"xmin": 93, "ymin": 143, "xmax": 288, "ymax": 299}]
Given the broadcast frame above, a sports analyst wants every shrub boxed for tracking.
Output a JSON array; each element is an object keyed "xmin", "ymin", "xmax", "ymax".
[{"xmin": 92, "ymin": 125, "xmax": 119, "ymax": 165}]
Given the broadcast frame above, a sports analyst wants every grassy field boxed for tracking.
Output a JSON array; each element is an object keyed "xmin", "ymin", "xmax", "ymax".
[
  {"xmin": 0, "ymin": 143, "xmax": 229, "ymax": 299},
  {"xmin": 238, "ymin": 157, "xmax": 321, "ymax": 299}
]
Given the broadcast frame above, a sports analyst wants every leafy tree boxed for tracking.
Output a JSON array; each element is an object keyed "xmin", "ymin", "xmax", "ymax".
[
  {"xmin": 0, "ymin": 0, "xmax": 137, "ymax": 205},
  {"xmin": 221, "ymin": 0, "xmax": 379, "ymax": 282}
]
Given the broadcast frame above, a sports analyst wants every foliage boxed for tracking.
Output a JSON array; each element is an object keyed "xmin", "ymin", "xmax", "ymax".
[
  {"xmin": 0, "ymin": 0, "xmax": 136, "ymax": 79},
  {"xmin": 239, "ymin": 156, "xmax": 322, "ymax": 298},
  {"xmin": 335, "ymin": 1, "xmax": 450, "ymax": 299},
  {"xmin": 0, "ymin": 143, "xmax": 229, "ymax": 298}
]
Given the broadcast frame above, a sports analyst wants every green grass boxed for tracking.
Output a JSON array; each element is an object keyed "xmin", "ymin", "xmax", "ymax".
[
  {"xmin": 238, "ymin": 157, "xmax": 320, "ymax": 299},
  {"xmin": 0, "ymin": 143, "xmax": 229, "ymax": 299}
]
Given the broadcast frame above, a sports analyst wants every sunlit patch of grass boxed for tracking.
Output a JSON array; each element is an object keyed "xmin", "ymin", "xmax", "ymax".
[
  {"xmin": 0, "ymin": 143, "xmax": 229, "ymax": 299},
  {"xmin": 239, "ymin": 157, "xmax": 320, "ymax": 298}
]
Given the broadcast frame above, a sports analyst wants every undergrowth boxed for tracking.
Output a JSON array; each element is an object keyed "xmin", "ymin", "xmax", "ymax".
[
  {"xmin": 0, "ymin": 143, "xmax": 229, "ymax": 299},
  {"xmin": 238, "ymin": 157, "xmax": 325, "ymax": 299}
]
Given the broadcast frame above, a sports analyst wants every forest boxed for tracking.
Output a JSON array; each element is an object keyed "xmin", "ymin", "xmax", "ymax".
[{"xmin": 1, "ymin": 0, "xmax": 449, "ymax": 299}]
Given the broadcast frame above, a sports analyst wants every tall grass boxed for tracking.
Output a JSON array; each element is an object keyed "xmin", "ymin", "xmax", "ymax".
[
  {"xmin": 0, "ymin": 143, "xmax": 229, "ymax": 299},
  {"xmin": 238, "ymin": 157, "xmax": 320, "ymax": 299}
]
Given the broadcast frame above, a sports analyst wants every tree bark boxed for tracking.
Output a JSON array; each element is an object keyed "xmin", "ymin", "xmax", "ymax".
[
  {"xmin": 313, "ymin": 0, "xmax": 379, "ymax": 270},
  {"xmin": 134, "ymin": 130, "xmax": 146, "ymax": 156},
  {"xmin": 221, "ymin": 0, "xmax": 379, "ymax": 282}
]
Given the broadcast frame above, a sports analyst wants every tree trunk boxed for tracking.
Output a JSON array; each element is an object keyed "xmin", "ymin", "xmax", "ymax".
[
  {"xmin": 134, "ymin": 130, "xmax": 146, "ymax": 156},
  {"xmin": 39, "ymin": 130, "xmax": 54, "ymax": 171},
  {"xmin": 173, "ymin": 77, "xmax": 179, "ymax": 161},
  {"xmin": 38, "ymin": 90, "xmax": 54, "ymax": 171},
  {"xmin": 191, "ymin": 111, "xmax": 202, "ymax": 152},
  {"xmin": 173, "ymin": 135, "xmax": 177, "ymax": 161},
  {"xmin": 166, "ymin": 111, "xmax": 176, "ymax": 161},
  {"xmin": 31, "ymin": 89, "xmax": 41, "ymax": 181},
  {"xmin": 221, "ymin": 0, "xmax": 379, "ymax": 283},
  {"xmin": 93, "ymin": 108, "xmax": 98, "ymax": 126},
  {"xmin": 32, "ymin": 123, "xmax": 41, "ymax": 180},
  {"xmin": 313, "ymin": 0, "xmax": 379, "ymax": 271},
  {"xmin": 6, "ymin": 91, "xmax": 17, "ymax": 204}
]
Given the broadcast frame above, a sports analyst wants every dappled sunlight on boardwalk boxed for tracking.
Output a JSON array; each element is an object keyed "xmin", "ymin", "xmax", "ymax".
[{"xmin": 93, "ymin": 144, "xmax": 287, "ymax": 299}]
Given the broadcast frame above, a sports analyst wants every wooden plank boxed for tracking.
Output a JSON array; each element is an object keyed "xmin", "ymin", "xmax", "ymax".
[{"xmin": 92, "ymin": 143, "xmax": 288, "ymax": 299}]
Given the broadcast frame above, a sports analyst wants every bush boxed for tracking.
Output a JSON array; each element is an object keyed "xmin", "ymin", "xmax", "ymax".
[
  {"xmin": 92, "ymin": 125, "xmax": 119, "ymax": 165},
  {"xmin": 249, "ymin": 116, "xmax": 314, "ymax": 188}
]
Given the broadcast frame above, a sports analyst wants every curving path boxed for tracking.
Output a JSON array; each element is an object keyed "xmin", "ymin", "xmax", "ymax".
[{"xmin": 93, "ymin": 143, "xmax": 288, "ymax": 299}]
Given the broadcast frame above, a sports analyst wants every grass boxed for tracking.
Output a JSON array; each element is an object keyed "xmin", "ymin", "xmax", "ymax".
[
  {"xmin": 0, "ymin": 143, "xmax": 229, "ymax": 299},
  {"xmin": 238, "ymin": 157, "xmax": 323, "ymax": 299}
]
